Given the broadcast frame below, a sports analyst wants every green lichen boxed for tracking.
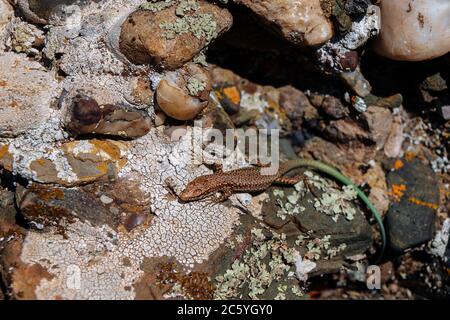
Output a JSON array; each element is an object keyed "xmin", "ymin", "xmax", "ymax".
[
  {"xmin": 175, "ymin": 0, "xmax": 199, "ymax": 16},
  {"xmin": 297, "ymin": 234, "xmax": 347, "ymax": 261},
  {"xmin": 160, "ymin": 13, "xmax": 218, "ymax": 43},
  {"xmin": 274, "ymin": 179, "xmax": 306, "ymax": 220},
  {"xmin": 11, "ymin": 22, "xmax": 42, "ymax": 55},
  {"xmin": 313, "ymin": 184, "xmax": 357, "ymax": 222},
  {"xmin": 193, "ymin": 51, "xmax": 208, "ymax": 67},
  {"xmin": 186, "ymin": 77, "xmax": 206, "ymax": 96},
  {"xmin": 139, "ymin": 0, "xmax": 173, "ymax": 12},
  {"xmin": 214, "ymin": 228, "xmax": 303, "ymax": 300}
]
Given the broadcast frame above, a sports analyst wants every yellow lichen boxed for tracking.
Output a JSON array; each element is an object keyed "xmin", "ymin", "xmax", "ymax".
[
  {"xmin": 394, "ymin": 159, "xmax": 404, "ymax": 170},
  {"xmin": 408, "ymin": 197, "xmax": 438, "ymax": 210},
  {"xmin": 390, "ymin": 184, "xmax": 407, "ymax": 201}
]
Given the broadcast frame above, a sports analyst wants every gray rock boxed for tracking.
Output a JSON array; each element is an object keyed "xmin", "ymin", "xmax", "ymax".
[
  {"xmin": 386, "ymin": 158, "xmax": 439, "ymax": 252},
  {"xmin": 262, "ymin": 177, "xmax": 373, "ymax": 269}
]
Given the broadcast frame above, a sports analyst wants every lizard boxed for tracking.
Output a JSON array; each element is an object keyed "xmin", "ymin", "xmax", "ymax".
[{"xmin": 179, "ymin": 158, "xmax": 386, "ymax": 263}]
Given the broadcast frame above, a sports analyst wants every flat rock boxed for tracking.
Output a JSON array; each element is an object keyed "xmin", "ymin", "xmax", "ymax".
[
  {"xmin": 16, "ymin": 179, "xmax": 152, "ymax": 233},
  {"xmin": 261, "ymin": 173, "xmax": 373, "ymax": 272},
  {"xmin": 386, "ymin": 158, "xmax": 439, "ymax": 252},
  {"xmin": 0, "ymin": 53, "xmax": 58, "ymax": 137}
]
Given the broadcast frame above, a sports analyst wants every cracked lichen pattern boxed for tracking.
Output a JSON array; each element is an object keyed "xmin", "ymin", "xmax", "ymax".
[
  {"xmin": 6, "ymin": 0, "xmax": 241, "ymax": 299},
  {"xmin": 20, "ymin": 128, "xmax": 240, "ymax": 299}
]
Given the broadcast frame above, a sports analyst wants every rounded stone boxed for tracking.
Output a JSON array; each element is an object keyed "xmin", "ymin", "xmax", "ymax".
[{"xmin": 119, "ymin": 1, "xmax": 232, "ymax": 69}]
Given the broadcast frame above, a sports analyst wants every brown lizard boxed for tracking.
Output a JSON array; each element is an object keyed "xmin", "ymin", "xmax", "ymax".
[{"xmin": 179, "ymin": 158, "xmax": 386, "ymax": 262}]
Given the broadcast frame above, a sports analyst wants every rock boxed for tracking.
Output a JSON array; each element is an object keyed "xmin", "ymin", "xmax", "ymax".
[
  {"xmin": 0, "ymin": 144, "xmax": 13, "ymax": 171},
  {"xmin": 445, "ymin": 241, "xmax": 450, "ymax": 268},
  {"xmin": 278, "ymin": 85, "xmax": 316, "ymax": 129},
  {"xmin": 318, "ymin": 95, "xmax": 349, "ymax": 119},
  {"xmin": 66, "ymin": 94, "xmax": 151, "ymax": 138},
  {"xmin": 421, "ymin": 73, "xmax": 447, "ymax": 93},
  {"xmin": 384, "ymin": 116, "xmax": 404, "ymax": 158},
  {"xmin": 440, "ymin": 105, "xmax": 450, "ymax": 121},
  {"xmin": 344, "ymin": 0, "xmax": 372, "ymax": 16},
  {"xmin": 298, "ymin": 136, "xmax": 388, "ymax": 213},
  {"xmin": 16, "ymin": 0, "xmax": 88, "ymax": 25},
  {"xmin": 0, "ymin": 238, "xmax": 54, "ymax": 300},
  {"xmin": 0, "ymin": 176, "xmax": 21, "ymax": 239},
  {"xmin": 2, "ymin": 139, "xmax": 129, "ymax": 186},
  {"xmin": 373, "ymin": 0, "xmax": 450, "ymax": 61},
  {"xmin": 324, "ymin": 119, "xmax": 371, "ymax": 144},
  {"xmin": 361, "ymin": 106, "xmax": 393, "ymax": 150},
  {"xmin": 340, "ymin": 67, "xmax": 372, "ymax": 97},
  {"xmin": 16, "ymin": 179, "xmax": 151, "ymax": 233},
  {"xmin": 316, "ymin": 5, "xmax": 380, "ymax": 72},
  {"xmin": 131, "ymin": 77, "xmax": 154, "ymax": 106},
  {"xmin": 261, "ymin": 171, "xmax": 373, "ymax": 274},
  {"xmin": 362, "ymin": 163, "xmax": 389, "ymax": 215},
  {"xmin": 9, "ymin": 20, "xmax": 45, "ymax": 56},
  {"xmin": 0, "ymin": 53, "xmax": 59, "ymax": 137},
  {"xmin": 236, "ymin": 0, "xmax": 333, "ymax": 46},
  {"xmin": 213, "ymin": 84, "xmax": 241, "ymax": 115},
  {"xmin": 156, "ymin": 63, "xmax": 212, "ymax": 120},
  {"xmin": 119, "ymin": 1, "xmax": 232, "ymax": 69},
  {"xmin": 210, "ymin": 66, "xmax": 293, "ymax": 134},
  {"xmin": 386, "ymin": 157, "xmax": 439, "ymax": 252},
  {"xmin": 0, "ymin": 0, "xmax": 13, "ymax": 29}
]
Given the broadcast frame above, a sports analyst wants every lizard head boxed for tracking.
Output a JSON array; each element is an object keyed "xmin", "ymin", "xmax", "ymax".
[{"xmin": 179, "ymin": 176, "xmax": 213, "ymax": 202}]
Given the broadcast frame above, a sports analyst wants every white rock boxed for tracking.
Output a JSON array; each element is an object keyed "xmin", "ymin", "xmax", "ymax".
[{"xmin": 374, "ymin": 0, "xmax": 450, "ymax": 61}]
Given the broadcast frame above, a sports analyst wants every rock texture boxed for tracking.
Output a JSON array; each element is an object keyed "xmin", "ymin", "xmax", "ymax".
[
  {"xmin": 373, "ymin": 0, "xmax": 450, "ymax": 61},
  {"xmin": 236, "ymin": 0, "xmax": 333, "ymax": 46},
  {"xmin": 119, "ymin": 1, "xmax": 232, "ymax": 69},
  {"xmin": 386, "ymin": 157, "xmax": 439, "ymax": 252},
  {"xmin": 0, "ymin": 53, "xmax": 59, "ymax": 137}
]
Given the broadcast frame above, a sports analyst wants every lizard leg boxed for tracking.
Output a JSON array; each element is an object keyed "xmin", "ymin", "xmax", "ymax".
[
  {"xmin": 214, "ymin": 188, "xmax": 233, "ymax": 202},
  {"xmin": 204, "ymin": 161, "xmax": 223, "ymax": 173}
]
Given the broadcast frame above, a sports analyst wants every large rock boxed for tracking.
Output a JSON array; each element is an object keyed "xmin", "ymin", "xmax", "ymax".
[
  {"xmin": 0, "ymin": 53, "xmax": 59, "ymax": 137},
  {"xmin": 386, "ymin": 158, "xmax": 439, "ymax": 252},
  {"xmin": 120, "ymin": 1, "xmax": 232, "ymax": 69},
  {"xmin": 16, "ymin": 179, "xmax": 152, "ymax": 233},
  {"xmin": 235, "ymin": 0, "xmax": 333, "ymax": 46}
]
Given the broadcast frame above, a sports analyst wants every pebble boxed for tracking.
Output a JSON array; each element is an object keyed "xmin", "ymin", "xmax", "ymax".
[{"xmin": 100, "ymin": 195, "xmax": 114, "ymax": 205}]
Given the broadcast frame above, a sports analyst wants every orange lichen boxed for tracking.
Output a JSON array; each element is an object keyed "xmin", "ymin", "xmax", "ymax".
[
  {"xmin": 408, "ymin": 197, "xmax": 438, "ymax": 210},
  {"xmin": 390, "ymin": 184, "xmax": 407, "ymax": 201},
  {"xmin": 0, "ymin": 144, "xmax": 13, "ymax": 171},
  {"xmin": 404, "ymin": 152, "xmax": 416, "ymax": 161},
  {"xmin": 91, "ymin": 139, "xmax": 123, "ymax": 160},
  {"xmin": 95, "ymin": 162, "xmax": 109, "ymax": 175},
  {"xmin": 222, "ymin": 86, "xmax": 241, "ymax": 105},
  {"xmin": 28, "ymin": 184, "xmax": 65, "ymax": 201},
  {"xmin": 394, "ymin": 159, "xmax": 404, "ymax": 170},
  {"xmin": 156, "ymin": 261, "xmax": 215, "ymax": 300}
]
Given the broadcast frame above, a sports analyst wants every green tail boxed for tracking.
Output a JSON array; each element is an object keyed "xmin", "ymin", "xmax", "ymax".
[{"xmin": 284, "ymin": 159, "xmax": 386, "ymax": 263}]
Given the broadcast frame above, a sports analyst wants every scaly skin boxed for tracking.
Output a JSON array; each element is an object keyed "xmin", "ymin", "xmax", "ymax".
[{"xmin": 180, "ymin": 159, "xmax": 386, "ymax": 262}]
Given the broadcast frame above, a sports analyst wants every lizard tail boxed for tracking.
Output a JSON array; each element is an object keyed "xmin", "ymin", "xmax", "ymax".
[{"xmin": 284, "ymin": 158, "xmax": 386, "ymax": 264}]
